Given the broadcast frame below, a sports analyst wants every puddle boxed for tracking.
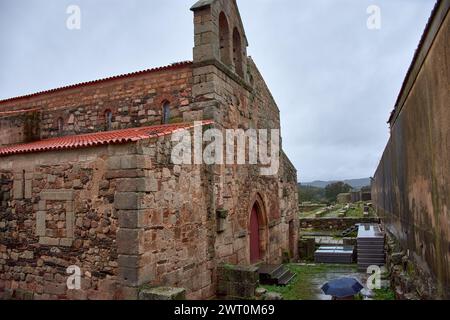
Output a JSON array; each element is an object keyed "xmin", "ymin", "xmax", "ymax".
[
  {"xmin": 264, "ymin": 264, "xmax": 371, "ymax": 300},
  {"xmin": 306, "ymin": 266, "xmax": 366, "ymax": 300}
]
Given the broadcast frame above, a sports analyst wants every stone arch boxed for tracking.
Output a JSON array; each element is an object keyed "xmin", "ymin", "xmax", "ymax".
[
  {"xmin": 247, "ymin": 192, "xmax": 268, "ymax": 264},
  {"xmin": 219, "ymin": 12, "xmax": 231, "ymax": 67},
  {"xmin": 232, "ymin": 27, "xmax": 243, "ymax": 77}
]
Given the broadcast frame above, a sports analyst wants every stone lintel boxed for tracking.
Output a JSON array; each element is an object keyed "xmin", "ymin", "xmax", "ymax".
[
  {"xmin": 39, "ymin": 237, "xmax": 60, "ymax": 246},
  {"xmin": 40, "ymin": 190, "xmax": 74, "ymax": 201},
  {"xmin": 115, "ymin": 178, "xmax": 158, "ymax": 193}
]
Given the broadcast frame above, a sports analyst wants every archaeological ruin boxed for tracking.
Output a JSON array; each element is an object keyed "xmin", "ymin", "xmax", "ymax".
[{"xmin": 0, "ymin": 0, "xmax": 299, "ymax": 300}]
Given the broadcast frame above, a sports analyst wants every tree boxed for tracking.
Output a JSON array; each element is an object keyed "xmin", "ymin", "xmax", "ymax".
[
  {"xmin": 324, "ymin": 182, "xmax": 352, "ymax": 202},
  {"xmin": 298, "ymin": 185, "xmax": 326, "ymax": 203}
]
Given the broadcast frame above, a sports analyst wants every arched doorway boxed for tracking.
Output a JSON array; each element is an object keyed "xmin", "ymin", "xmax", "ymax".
[{"xmin": 250, "ymin": 204, "xmax": 261, "ymax": 263}]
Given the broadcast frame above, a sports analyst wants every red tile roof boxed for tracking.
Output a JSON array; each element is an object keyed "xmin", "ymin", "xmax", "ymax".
[
  {"xmin": 0, "ymin": 61, "xmax": 193, "ymax": 105},
  {"xmin": 0, "ymin": 121, "xmax": 213, "ymax": 156}
]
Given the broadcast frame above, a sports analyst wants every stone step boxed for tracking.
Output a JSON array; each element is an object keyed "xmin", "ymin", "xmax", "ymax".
[
  {"xmin": 258, "ymin": 264, "xmax": 284, "ymax": 278},
  {"xmin": 358, "ymin": 257, "xmax": 385, "ymax": 263},
  {"xmin": 358, "ymin": 255, "xmax": 385, "ymax": 261},
  {"xmin": 258, "ymin": 264, "xmax": 295, "ymax": 286},
  {"xmin": 358, "ymin": 240, "xmax": 385, "ymax": 244},
  {"xmin": 358, "ymin": 247, "xmax": 384, "ymax": 252},
  {"xmin": 357, "ymin": 242, "xmax": 385, "ymax": 248},
  {"xmin": 258, "ymin": 264, "xmax": 285, "ymax": 285},
  {"xmin": 274, "ymin": 267, "xmax": 291, "ymax": 280},
  {"xmin": 278, "ymin": 270, "xmax": 296, "ymax": 286},
  {"xmin": 357, "ymin": 224, "xmax": 386, "ymax": 272},
  {"xmin": 357, "ymin": 240, "xmax": 385, "ymax": 245},
  {"xmin": 358, "ymin": 261, "xmax": 385, "ymax": 266},
  {"xmin": 272, "ymin": 266, "xmax": 288, "ymax": 280},
  {"xmin": 358, "ymin": 251, "xmax": 385, "ymax": 256}
]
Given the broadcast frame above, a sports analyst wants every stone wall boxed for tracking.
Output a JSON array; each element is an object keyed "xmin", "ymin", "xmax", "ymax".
[
  {"xmin": 0, "ymin": 128, "xmax": 215, "ymax": 300},
  {"xmin": 0, "ymin": 145, "xmax": 125, "ymax": 300},
  {"xmin": 191, "ymin": 1, "xmax": 299, "ymax": 274},
  {"xmin": 278, "ymin": 152, "xmax": 299, "ymax": 260},
  {"xmin": 0, "ymin": 0, "xmax": 300, "ymax": 300},
  {"xmin": 0, "ymin": 111, "xmax": 40, "ymax": 146},
  {"xmin": 385, "ymin": 231, "xmax": 437, "ymax": 299},
  {"xmin": 0, "ymin": 63, "xmax": 194, "ymax": 143},
  {"xmin": 372, "ymin": 2, "xmax": 449, "ymax": 299},
  {"xmin": 118, "ymin": 132, "xmax": 214, "ymax": 300}
]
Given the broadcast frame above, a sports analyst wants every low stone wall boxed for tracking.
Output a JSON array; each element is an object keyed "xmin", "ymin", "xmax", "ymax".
[
  {"xmin": 385, "ymin": 231, "xmax": 439, "ymax": 300},
  {"xmin": 0, "ymin": 146, "xmax": 123, "ymax": 300},
  {"xmin": 216, "ymin": 265, "xmax": 258, "ymax": 300},
  {"xmin": 138, "ymin": 286, "xmax": 186, "ymax": 300},
  {"xmin": 299, "ymin": 217, "xmax": 380, "ymax": 230},
  {"xmin": 299, "ymin": 204, "xmax": 325, "ymax": 213}
]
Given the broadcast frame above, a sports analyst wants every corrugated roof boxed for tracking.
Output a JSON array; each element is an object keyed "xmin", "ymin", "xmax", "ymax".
[
  {"xmin": 0, "ymin": 61, "xmax": 193, "ymax": 105},
  {"xmin": 0, "ymin": 120, "xmax": 213, "ymax": 156}
]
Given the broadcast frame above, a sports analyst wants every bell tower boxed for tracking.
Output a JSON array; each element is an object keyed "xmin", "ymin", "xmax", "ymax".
[{"xmin": 191, "ymin": 0, "xmax": 249, "ymax": 82}]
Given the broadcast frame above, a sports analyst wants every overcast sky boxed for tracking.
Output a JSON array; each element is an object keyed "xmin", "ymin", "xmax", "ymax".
[{"xmin": 0, "ymin": 0, "xmax": 436, "ymax": 182}]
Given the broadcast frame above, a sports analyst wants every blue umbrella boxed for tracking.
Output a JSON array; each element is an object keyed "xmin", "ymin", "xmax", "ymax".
[{"xmin": 321, "ymin": 277, "xmax": 364, "ymax": 298}]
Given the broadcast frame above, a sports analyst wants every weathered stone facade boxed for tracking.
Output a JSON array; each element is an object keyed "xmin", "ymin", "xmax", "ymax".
[
  {"xmin": 372, "ymin": 1, "xmax": 449, "ymax": 299},
  {"xmin": 0, "ymin": 62, "xmax": 193, "ymax": 141},
  {"xmin": 0, "ymin": 0, "xmax": 298, "ymax": 300},
  {"xmin": 0, "ymin": 146, "xmax": 120, "ymax": 299}
]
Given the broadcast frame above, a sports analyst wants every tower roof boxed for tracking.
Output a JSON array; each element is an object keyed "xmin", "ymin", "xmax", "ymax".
[{"xmin": 190, "ymin": 0, "xmax": 216, "ymax": 11}]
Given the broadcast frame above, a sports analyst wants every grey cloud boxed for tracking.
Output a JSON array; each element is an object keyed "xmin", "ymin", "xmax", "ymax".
[{"xmin": 0, "ymin": 0, "xmax": 436, "ymax": 181}]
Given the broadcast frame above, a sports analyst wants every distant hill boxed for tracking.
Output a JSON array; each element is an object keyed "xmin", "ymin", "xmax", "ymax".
[{"xmin": 300, "ymin": 178, "xmax": 371, "ymax": 190}]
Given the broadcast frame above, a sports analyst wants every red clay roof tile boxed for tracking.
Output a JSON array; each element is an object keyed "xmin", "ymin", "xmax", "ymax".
[{"xmin": 0, "ymin": 120, "xmax": 213, "ymax": 156}]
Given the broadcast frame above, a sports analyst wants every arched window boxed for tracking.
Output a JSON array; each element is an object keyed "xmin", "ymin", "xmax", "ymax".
[
  {"xmin": 233, "ymin": 28, "xmax": 243, "ymax": 77},
  {"xmin": 57, "ymin": 117, "xmax": 64, "ymax": 135},
  {"xmin": 162, "ymin": 102, "xmax": 170, "ymax": 124},
  {"xmin": 104, "ymin": 109, "xmax": 113, "ymax": 130},
  {"xmin": 219, "ymin": 12, "xmax": 231, "ymax": 66}
]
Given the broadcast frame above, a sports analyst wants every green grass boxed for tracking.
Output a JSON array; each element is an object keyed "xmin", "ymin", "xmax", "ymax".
[
  {"xmin": 372, "ymin": 288, "xmax": 396, "ymax": 300},
  {"xmin": 261, "ymin": 264, "xmax": 357, "ymax": 300},
  {"xmin": 345, "ymin": 207, "xmax": 362, "ymax": 217}
]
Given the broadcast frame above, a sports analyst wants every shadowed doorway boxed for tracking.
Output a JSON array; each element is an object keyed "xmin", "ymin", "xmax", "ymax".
[{"xmin": 250, "ymin": 204, "xmax": 261, "ymax": 263}]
